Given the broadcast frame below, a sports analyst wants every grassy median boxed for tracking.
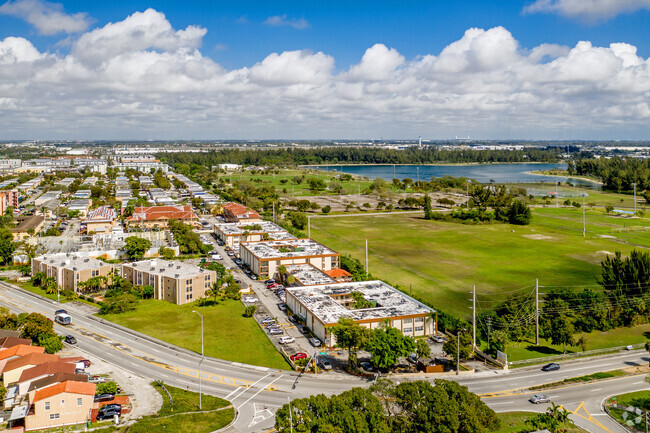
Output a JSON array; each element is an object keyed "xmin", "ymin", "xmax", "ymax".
[{"xmin": 101, "ymin": 298, "xmax": 289, "ymax": 370}]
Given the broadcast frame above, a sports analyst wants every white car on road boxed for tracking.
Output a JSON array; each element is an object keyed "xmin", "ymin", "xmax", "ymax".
[
  {"xmin": 244, "ymin": 296, "xmax": 258, "ymax": 303},
  {"xmin": 278, "ymin": 336, "xmax": 295, "ymax": 344}
]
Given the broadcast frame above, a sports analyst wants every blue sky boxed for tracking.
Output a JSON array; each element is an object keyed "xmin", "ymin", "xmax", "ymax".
[{"xmin": 0, "ymin": 0, "xmax": 649, "ymax": 139}]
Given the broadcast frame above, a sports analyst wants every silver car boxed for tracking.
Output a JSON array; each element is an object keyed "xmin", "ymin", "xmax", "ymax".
[{"xmin": 529, "ymin": 394, "xmax": 550, "ymax": 404}]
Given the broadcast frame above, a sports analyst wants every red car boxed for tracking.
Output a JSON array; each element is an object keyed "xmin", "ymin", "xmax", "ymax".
[{"xmin": 290, "ymin": 352, "xmax": 307, "ymax": 361}]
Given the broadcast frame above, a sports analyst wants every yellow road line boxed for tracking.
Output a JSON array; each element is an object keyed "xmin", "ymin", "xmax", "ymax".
[
  {"xmin": 568, "ymin": 401, "xmax": 612, "ymax": 432},
  {"xmin": 0, "ymin": 289, "xmax": 278, "ymax": 392}
]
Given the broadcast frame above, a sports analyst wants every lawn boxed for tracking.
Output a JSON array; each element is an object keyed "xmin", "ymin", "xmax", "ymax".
[
  {"xmin": 100, "ymin": 299, "xmax": 289, "ymax": 370},
  {"xmin": 494, "ymin": 411, "xmax": 587, "ymax": 433},
  {"xmin": 607, "ymin": 390, "xmax": 650, "ymax": 430},
  {"xmin": 310, "ymin": 208, "xmax": 647, "ymax": 318}
]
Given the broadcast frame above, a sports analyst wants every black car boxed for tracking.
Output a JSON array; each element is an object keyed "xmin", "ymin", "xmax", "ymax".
[
  {"xmin": 99, "ymin": 403, "xmax": 121, "ymax": 413},
  {"xmin": 541, "ymin": 363, "xmax": 560, "ymax": 372},
  {"xmin": 64, "ymin": 335, "xmax": 77, "ymax": 344},
  {"xmin": 96, "ymin": 407, "xmax": 121, "ymax": 420},
  {"xmin": 94, "ymin": 393, "xmax": 115, "ymax": 402}
]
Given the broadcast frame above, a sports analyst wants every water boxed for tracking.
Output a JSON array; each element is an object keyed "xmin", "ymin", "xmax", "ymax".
[{"xmin": 311, "ymin": 163, "xmax": 601, "ymax": 189}]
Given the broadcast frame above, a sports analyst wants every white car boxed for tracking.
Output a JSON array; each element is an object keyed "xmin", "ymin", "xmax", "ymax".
[
  {"xmin": 278, "ymin": 336, "xmax": 295, "ymax": 344},
  {"xmin": 211, "ymin": 254, "xmax": 223, "ymax": 260},
  {"xmin": 244, "ymin": 297, "xmax": 258, "ymax": 303}
]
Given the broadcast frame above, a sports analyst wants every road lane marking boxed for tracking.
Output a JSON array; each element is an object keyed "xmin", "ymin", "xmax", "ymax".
[
  {"xmin": 228, "ymin": 372, "xmax": 272, "ymax": 401},
  {"xmin": 568, "ymin": 401, "xmax": 612, "ymax": 432},
  {"xmin": 0, "ymin": 287, "xmax": 278, "ymax": 392},
  {"xmin": 237, "ymin": 375, "xmax": 285, "ymax": 410},
  {"xmin": 591, "ymin": 388, "xmax": 602, "ymax": 392},
  {"xmin": 490, "ymin": 401, "xmax": 514, "ymax": 405}
]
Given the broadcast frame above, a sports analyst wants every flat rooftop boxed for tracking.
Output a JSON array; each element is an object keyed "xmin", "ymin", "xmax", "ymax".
[
  {"xmin": 288, "ymin": 280, "xmax": 433, "ymax": 325},
  {"xmin": 215, "ymin": 221, "xmax": 288, "ymax": 236},
  {"xmin": 285, "ymin": 264, "xmax": 335, "ymax": 286},
  {"xmin": 35, "ymin": 253, "xmax": 109, "ymax": 271},
  {"xmin": 124, "ymin": 259, "xmax": 212, "ymax": 279},
  {"xmin": 241, "ymin": 238, "xmax": 337, "ymax": 259}
]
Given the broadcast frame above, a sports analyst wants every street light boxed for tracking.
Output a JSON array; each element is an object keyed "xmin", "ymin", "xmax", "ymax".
[
  {"xmin": 192, "ymin": 310, "xmax": 204, "ymax": 410},
  {"xmin": 456, "ymin": 328, "xmax": 466, "ymax": 376}
]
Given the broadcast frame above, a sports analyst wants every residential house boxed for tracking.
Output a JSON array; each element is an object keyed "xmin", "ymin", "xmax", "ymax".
[
  {"xmin": 1, "ymin": 353, "xmax": 61, "ymax": 387},
  {"xmin": 221, "ymin": 202, "xmax": 262, "ymax": 223},
  {"xmin": 125, "ymin": 205, "xmax": 197, "ymax": 229},
  {"xmin": 24, "ymin": 380, "xmax": 96, "ymax": 431},
  {"xmin": 10, "ymin": 215, "xmax": 44, "ymax": 240}
]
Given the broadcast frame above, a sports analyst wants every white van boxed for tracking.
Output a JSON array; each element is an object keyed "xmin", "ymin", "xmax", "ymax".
[{"xmin": 278, "ymin": 336, "xmax": 295, "ymax": 344}]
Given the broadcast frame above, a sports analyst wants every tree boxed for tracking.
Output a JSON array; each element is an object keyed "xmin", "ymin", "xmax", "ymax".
[
  {"xmin": 21, "ymin": 312, "xmax": 55, "ymax": 342},
  {"xmin": 416, "ymin": 339, "xmax": 431, "ymax": 361},
  {"xmin": 39, "ymin": 334, "xmax": 63, "ymax": 354},
  {"xmin": 321, "ymin": 205, "xmax": 331, "ymax": 214},
  {"xmin": 443, "ymin": 331, "xmax": 473, "ymax": 363},
  {"xmin": 287, "ymin": 211, "xmax": 307, "ymax": 230},
  {"xmin": 0, "ymin": 227, "xmax": 15, "ymax": 265},
  {"xmin": 331, "ymin": 317, "xmax": 371, "ymax": 362},
  {"xmin": 366, "ymin": 326, "xmax": 416, "ymax": 370},
  {"xmin": 243, "ymin": 305, "xmax": 257, "ymax": 317},
  {"xmin": 423, "ymin": 194, "xmax": 434, "ymax": 220},
  {"xmin": 159, "ymin": 246, "xmax": 175, "ymax": 260},
  {"xmin": 43, "ymin": 277, "xmax": 58, "ymax": 295},
  {"xmin": 549, "ymin": 312, "xmax": 575, "ymax": 354},
  {"xmin": 123, "ymin": 236, "xmax": 152, "ymax": 261},
  {"xmin": 507, "ymin": 200, "xmax": 532, "ymax": 225},
  {"xmin": 99, "ymin": 293, "xmax": 138, "ymax": 314}
]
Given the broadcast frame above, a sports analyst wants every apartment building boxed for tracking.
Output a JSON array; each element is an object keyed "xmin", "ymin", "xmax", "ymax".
[
  {"xmin": 32, "ymin": 254, "xmax": 114, "ymax": 293},
  {"xmin": 214, "ymin": 221, "xmax": 295, "ymax": 248},
  {"xmin": 0, "ymin": 190, "xmax": 19, "ymax": 215},
  {"xmin": 82, "ymin": 206, "xmax": 117, "ymax": 234},
  {"xmin": 121, "ymin": 259, "xmax": 216, "ymax": 305},
  {"xmin": 240, "ymin": 238, "xmax": 340, "ymax": 279},
  {"xmin": 286, "ymin": 280, "xmax": 435, "ymax": 347},
  {"xmin": 125, "ymin": 205, "xmax": 197, "ymax": 229}
]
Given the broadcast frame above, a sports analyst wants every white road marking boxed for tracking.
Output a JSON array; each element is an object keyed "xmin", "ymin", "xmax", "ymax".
[
  {"xmin": 591, "ymin": 388, "xmax": 602, "ymax": 392},
  {"xmin": 228, "ymin": 372, "xmax": 272, "ymax": 401},
  {"xmin": 490, "ymin": 401, "xmax": 515, "ymax": 405},
  {"xmin": 237, "ymin": 375, "xmax": 285, "ymax": 410}
]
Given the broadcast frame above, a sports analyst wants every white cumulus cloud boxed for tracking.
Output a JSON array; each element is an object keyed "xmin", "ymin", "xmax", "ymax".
[
  {"xmin": 1, "ymin": 10, "xmax": 650, "ymax": 140},
  {"xmin": 0, "ymin": 0, "xmax": 91, "ymax": 35},
  {"xmin": 523, "ymin": 0, "xmax": 650, "ymax": 21}
]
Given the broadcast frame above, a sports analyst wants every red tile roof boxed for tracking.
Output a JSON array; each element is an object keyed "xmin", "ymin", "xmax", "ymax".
[
  {"xmin": 32, "ymin": 380, "xmax": 96, "ymax": 403},
  {"xmin": 19, "ymin": 361, "xmax": 76, "ymax": 383},
  {"xmin": 222, "ymin": 202, "xmax": 261, "ymax": 220},
  {"xmin": 0, "ymin": 337, "xmax": 33, "ymax": 349},
  {"xmin": 126, "ymin": 205, "xmax": 197, "ymax": 223},
  {"xmin": 2, "ymin": 353, "xmax": 60, "ymax": 373},
  {"xmin": 0, "ymin": 345, "xmax": 44, "ymax": 361},
  {"xmin": 29, "ymin": 372, "xmax": 88, "ymax": 392},
  {"xmin": 324, "ymin": 269, "xmax": 353, "ymax": 278}
]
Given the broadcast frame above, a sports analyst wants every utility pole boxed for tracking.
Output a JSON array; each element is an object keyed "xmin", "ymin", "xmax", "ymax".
[
  {"xmin": 466, "ymin": 181, "xmax": 469, "ymax": 208},
  {"xmin": 486, "ymin": 317, "xmax": 492, "ymax": 348},
  {"xmin": 472, "ymin": 285, "xmax": 476, "ymax": 349},
  {"xmin": 192, "ymin": 310, "xmax": 204, "ymax": 410},
  {"xmin": 582, "ymin": 193, "xmax": 587, "ymax": 237},
  {"xmin": 456, "ymin": 331, "xmax": 460, "ymax": 375},
  {"xmin": 288, "ymin": 397, "xmax": 293, "ymax": 433},
  {"xmin": 633, "ymin": 182, "xmax": 637, "ymax": 214},
  {"xmin": 535, "ymin": 279, "xmax": 539, "ymax": 345},
  {"xmin": 365, "ymin": 239, "xmax": 368, "ymax": 275},
  {"xmin": 308, "ymin": 216, "xmax": 310, "ymax": 238},
  {"xmin": 555, "ymin": 182, "xmax": 558, "ymax": 208}
]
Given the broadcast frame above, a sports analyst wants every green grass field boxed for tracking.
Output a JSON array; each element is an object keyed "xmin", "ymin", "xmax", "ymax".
[
  {"xmin": 100, "ymin": 299, "xmax": 289, "ymax": 370},
  {"xmin": 494, "ymin": 411, "xmax": 587, "ymax": 433},
  {"xmin": 311, "ymin": 207, "xmax": 649, "ymax": 317}
]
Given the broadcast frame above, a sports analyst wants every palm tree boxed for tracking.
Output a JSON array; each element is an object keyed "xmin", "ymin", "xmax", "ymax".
[
  {"xmin": 43, "ymin": 277, "xmax": 58, "ymax": 295},
  {"xmin": 31, "ymin": 271, "xmax": 46, "ymax": 287}
]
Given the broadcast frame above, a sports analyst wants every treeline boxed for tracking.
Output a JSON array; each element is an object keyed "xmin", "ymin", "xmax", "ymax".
[
  {"xmin": 568, "ymin": 157, "xmax": 649, "ymax": 192},
  {"xmin": 161, "ymin": 146, "xmax": 563, "ymax": 167}
]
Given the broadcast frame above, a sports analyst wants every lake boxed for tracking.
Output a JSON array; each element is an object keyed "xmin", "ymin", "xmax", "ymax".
[{"xmin": 310, "ymin": 163, "xmax": 600, "ymax": 189}]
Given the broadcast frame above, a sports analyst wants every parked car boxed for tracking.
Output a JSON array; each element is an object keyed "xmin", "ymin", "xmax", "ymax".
[
  {"xmin": 211, "ymin": 254, "xmax": 223, "ymax": 260},
  {"xmin": 277, "ymin": 303, "xmax": 287, "ymax": 311},
  {"xmin": 89, "ymin": 376, "xmax": 107, "ymax": 383},
  {"xmin": 290, "ymin": 352, "xmax": 307, "ymax": 361},
  {"xmin": 319, "ymin": 359, "xmax": 333, "ymax": 370},
  {"xmin": 265, "ymin": 279, "xmax": 275, "ymax": 285},
  {"xmin": 243, "ymin": 296, "xmax": 258, "ymax": 303},
  {"xmin": 64, "ymin": 335, "xmax": 77, "ymax": 344},
  {"xmin": 94, "ymin": 393, "xmax": 115, "ymax": 402},
  {"xmin": 278, "ymin": 336, "xmax": 295, "ymax": 344},
  {"xmin": 407, "ymin": 354, "xmax": 418, "ymax": 364},
  {"xmin": 79, "ymin": 359, "xmax": 91, "ymax": 368},
  {"xmin": 261, "ymin": 317, "xmax": 276, "ymax": 325},
  {"xmin": 97, "ymin": 407, "xmax": 121, "ymax": 420},
  {"xmin": 288, "ymin": 315, "xmax": 298, "ymax": 324},
  {"xmin": 297, "ymin": 325, "xmax": 308, "ymax": 334},
  {"xmin": 309, "ymin": 337, "xmax": 321, "ymax": 347},
  {"xmin": 541, "ymin": 363, "xmax": 560, "ymax": 372},
  {"xmin": 99, "ymin": 404, "xmax": 121, "ymax": 413},
  {"xmin": 251, "ymin": 275, "xmax": 257, "ymax": 280},
  {"xmin": 360, "ymin": 362, "xmax": 375, "ymax": 372},
  {"xmin": 529, "ymin": 394, "xmax": 550, "ymax": 404},
  {"xmin": 265, "ymin": 323, "xmax": 280, "ymax": 330},
  {"xmin": 431, "ymin": 335, "xmax": 445, "ymax": 343},
  {"xmin": 269, "ymin": 328, "xmax": 284, "ymax": 335}
]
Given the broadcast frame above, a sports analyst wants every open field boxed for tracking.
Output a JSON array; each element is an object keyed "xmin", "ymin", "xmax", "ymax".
[
  {"xmin": 101, "ymin": 299, "xmax": 289, "ymax": 370},
  {"xmin": 311, "ymin": 207, "xmax": 650, "ymax": 318}
]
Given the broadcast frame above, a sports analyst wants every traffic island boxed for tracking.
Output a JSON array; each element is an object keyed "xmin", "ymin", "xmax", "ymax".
[{"xmin": 605, "ymin": 389, "xmax": 650, "ymax": 432}]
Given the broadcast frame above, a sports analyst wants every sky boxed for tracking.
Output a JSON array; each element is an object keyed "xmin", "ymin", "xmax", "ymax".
[{"xmin": 0, "ymin": 0, "xmax": 649, "ymax": 140}]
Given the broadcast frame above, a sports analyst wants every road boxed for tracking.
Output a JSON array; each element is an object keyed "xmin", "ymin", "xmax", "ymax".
[{"xmin": 0, "ymin": 280, "xmax": 647, "ymax": 432}]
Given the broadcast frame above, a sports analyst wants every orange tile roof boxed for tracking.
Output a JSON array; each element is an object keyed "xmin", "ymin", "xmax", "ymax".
[
  {"xmin": 126, "ymin": 205, "xmax": 197, "ymax": 223},
  {"xmin": 324, "ymin": 269, "xmax": 353, "ymax": 278},
  {"xmin": 222, "ymin": 202, "xmax": 261, "ymax": 219},
  {"xmin": 32, "ymin": 380, "xmax": 96, "ymax": 403},
  {"xmin": 0, "ymin": 345, "xmax": 44, "ymax": 361},
  {"xmin": 19, "ymin": 361, "xmax": 76, "ymax": 382},
  {"xmin": 2, "ymin": 353, "xmax": 60, "ymax": 373}
]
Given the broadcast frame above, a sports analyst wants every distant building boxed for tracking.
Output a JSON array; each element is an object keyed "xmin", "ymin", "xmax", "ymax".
[
  {"xmin": 82, "ymin": 206, "xmax": 117, "ymax": 234},
  {"xmin": 0, "ymin": 190, "xmax": 19, "ymax": 215},
  {"xmin": 240, "ymin": 238, "xmax": 340, "ymax": 279},
  {"xmin": 121, "ymin": 259, "xmax": 216, "ymax": 305},
  {"xmin": 10, "ymin": 215, "xmax": 44, "ymax": 240},
  {"xmin": 214, "ymin": 221, "xmax": 295, "ymax": 248},
  {"xmin": 285, "ymin": 264, "xmax": 335, "ymax": 286},
  {"xmin": 221, "ymin": 202, "xmax": 262, "ymax": 223},
  {"xmin": 217, "ymin": 164, "xmax": 242, "ymax": 171},
  {"xmin": 125, "ymin": 205, "xmax": 197, "ymax": 229},
  {"xmin": 32, "ymin": 254, "xmax": 114, "ymax": 293},
  {"xmin": 286, "ymin": 281, "xmax": 434, "ymax": 347},
  {"xmin": 0, "ymin": 159, "xmax": 21, "ymax": 173},
  {"xmin": 34, "ymin": 191, "xmax": 61, "ymax": 207},
  {"xmin": 67, "ymin": 199, "xmax": 91, "ymax": 218}
]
